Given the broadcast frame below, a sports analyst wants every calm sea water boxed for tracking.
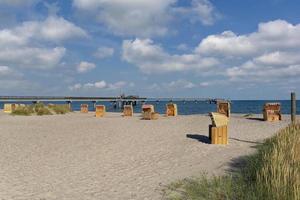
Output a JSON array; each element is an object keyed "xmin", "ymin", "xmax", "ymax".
[{"xmin": 1, "ymin": 100, "xmax": 299, "ymax": 115}]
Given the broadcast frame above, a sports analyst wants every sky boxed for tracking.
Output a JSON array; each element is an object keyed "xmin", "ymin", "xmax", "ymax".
[{"xmin": 0, "ymin": 0, "xmax": 300, "ymax": 100}]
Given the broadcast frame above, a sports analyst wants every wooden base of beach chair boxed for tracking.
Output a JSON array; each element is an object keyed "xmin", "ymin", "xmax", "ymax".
[
  {"xmin": 209, "ymin": 125, "xmax": 228, "ymax": 145},
  {"xmin": 81, "ymin": 104, "xmax": 89, "ymax": 113},
  {"xmin": 123, "ymin": 105, "xmax": 133, "ymax": 117},
  {"xmin": 143, "ymin": 112, "xmax": 159, "ymax": 120},
  {"xmin": 95, "ymin": 105, "xmax": 105, "ymax": 117},
  {"xmin": 263, "ymin": 113, "xmax": 281, "ymax": 122},
  {"xmin": 3, "ymin": 104, "xmax": 17, "ymax": 113},
  {"xmin": 166, "ymin": 103, "xmax": 178, "ymax": 117}
]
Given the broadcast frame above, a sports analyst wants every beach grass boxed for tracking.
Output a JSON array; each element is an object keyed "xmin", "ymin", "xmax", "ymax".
[
  {"xmin": 48, "ymin": 104, "xmax": 71, "ymax": 114},
  {"xmin": 11, "ymin": 103, "xmax": 71, "ymax": 116},
  {"xmin": 11, "ymin": 106, "xmax": 33, "ymax": 116},
  {"xmin": 163, "ymin": 123, "xmax": 300, "ymax": 200}
]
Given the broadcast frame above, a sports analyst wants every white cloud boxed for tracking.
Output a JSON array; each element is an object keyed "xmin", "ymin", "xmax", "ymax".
[
  {"xmin": 196, "ymin": 31, "xmax": 256, "ymax": 56},
  {"xmin": 254, "ymin": 51, "xmax": 300, "ymax": 66},
  {"xmin": 73, "ymin": 0, "xmax": 174, "ymax": 37},
  {"xmin": 196, "ymin": 20, "xmax": 300, "ymax": 57},
  {"xmin": 69, "ymin": 80, "xmax": 129, "ymax": 91},
  {"xmin": 94, "ymin": 81, "xmax": 107, "ymax": 89},
  {"xmin": 0, "ymin": 16, "xmax": 86, "ymax": 70},
  {"xmin": 77, "ymin": 61, "xmax": 96, "ymax": 73},
  {"xmin": 122, "ymin": 38, "xmax": 218, "ymax": 74},
  {"xmin": 73, "ymin": 0, "xmax": 219, "ymax": 37},
  {"xmin": 191, "ymin": 0, "xmax": 218, "ymax": 25},
  {"xmin": 107, "ymin": 81, "xmax": 127, "ymax": 90},
  {"xmin": 122, "ymin": 20, "xmax": 300, "ymax": 86},
  {"xmin": 174, "ymin": 0, "xmax": 218, "ymax": 26},
  {"xmin": 2, "ymin": 16, "xmax": 87, "ymax": 44},
  {"xmin": 164, "ymin": 79, "xmax": 196, "ymax": 89},
  {"xmin": 176, "ymin": 43, "xmax": 189, "ymax": 51},
  {"xmin": 216, "ymin": 20, "xmax": 300, "ymax": 82},
  {"xmin": 69, "ymin": 83, "xmax": 82, "ymax": 90},
  {"xmin": 0, "ymin": 47, "xmax": 66, "ymax": 69},
  {"xmin": 0, "ymin": 0, "xmax": 38, "ymax": 7},
  {"xmin": 31, "ymin": 16, "xmax": 87, "ymax": 42},
  {"xmin": 0, "ymin": 16, "xmax": 87, "ymax": 47},
  {"xmin": 93, "ymin": 47, "xmax": 114, "ymax": 59}
]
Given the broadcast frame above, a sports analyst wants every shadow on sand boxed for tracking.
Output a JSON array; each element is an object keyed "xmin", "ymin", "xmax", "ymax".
[
  {"xmin": 245, "ymin": 117, "xmax": 264, "ymax": 121},
  {"xmin": 229, "ymin": 137, "xmax": 263, "ymax": 145},
  {"xmin": 186, "ymin": 134, "xmax": 210, "ymax": 144},
  {"xmin": 226, "ymin": 142, "xmax": 262, "ymax": 174}
]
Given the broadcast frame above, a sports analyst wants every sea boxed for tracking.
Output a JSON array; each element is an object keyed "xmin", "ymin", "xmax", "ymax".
[{"xmin": 1, "ymin": 100, "xmax": 299, "ymax": 115}]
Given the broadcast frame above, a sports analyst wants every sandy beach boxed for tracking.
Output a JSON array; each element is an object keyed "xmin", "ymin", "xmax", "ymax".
[{"xmin": 0, "ymin": 111, "xmax": 290, "ymax": 200}]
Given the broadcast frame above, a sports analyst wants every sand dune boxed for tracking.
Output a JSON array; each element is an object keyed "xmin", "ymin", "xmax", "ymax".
[{"xmin": 0, "ymin": 112, "xmax": 289, "ymax": 200}]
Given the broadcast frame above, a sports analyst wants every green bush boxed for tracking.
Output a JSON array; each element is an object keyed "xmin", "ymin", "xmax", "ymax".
[
  {"xmin": 48, "ymin": 104, "xmax": 70, "ymax": 114},
  {"xmin": 164, "ymin": 124, "xmax": 300, "ymax": 200},
  {"xmin": 10, "ymin": 103, "xmax": 71, "ymax": 116},
  {"xmin": 11, "ymin": 106, "xmax": 33, "ymax": 116}
]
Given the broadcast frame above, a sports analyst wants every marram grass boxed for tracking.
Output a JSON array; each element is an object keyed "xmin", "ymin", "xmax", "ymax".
[
  {"xmin": 11, "ymin": 103, "xmax": 71, "ymax": 116},
  {"xmin": 164, "ymin": 123, "xmax": 300, "ymax": 200}
]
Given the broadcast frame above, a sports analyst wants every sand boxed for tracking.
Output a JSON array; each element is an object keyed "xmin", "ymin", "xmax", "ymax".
[{"xmin": 0, "ymin": 111, "xmax": 290, "ymax": 200}]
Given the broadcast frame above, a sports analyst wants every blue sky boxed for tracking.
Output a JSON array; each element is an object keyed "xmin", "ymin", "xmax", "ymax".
[{"xmin": 0, "ymin": 0, "xmax": 300, "ymax": 99}]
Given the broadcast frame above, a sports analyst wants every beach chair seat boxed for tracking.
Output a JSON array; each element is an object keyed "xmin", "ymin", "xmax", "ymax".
[
  {"xmin": 142, "ymin": 104, "xmax": 158, "ymax": 120},
  {"xmin": 123, "ymin": 105, "xmax": 133, "ymax": 117},
  {"xmin": 209, "ymin": 112, "xmax": 229, "ymax": 144},
  {"xmin": 143, "ymin": 112, "xmax": 159, "ymax": 120},
  {"xmin": 80, "ymin": 104, "xmax": 89, "ymax": 113},
  {"xmin": 95, "ymin": 105, "xmax": 105, "ymax": 117},
  {"xmin": 217, "ymin": 101, "xmax": 230, "ymax": 117},
  {"xmin": 263, "ymin": 103, "xmax": 282, "ymax": 122},
  {"xmin": 166, "ymin": 103, "xmax": 178, "ymax": 116}
]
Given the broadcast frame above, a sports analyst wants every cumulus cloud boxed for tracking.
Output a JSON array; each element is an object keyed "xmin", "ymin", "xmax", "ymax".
[
  {"xmin": 196, "ymin": 20, "xmax": 300, "ymax": 57},
  {"xmin": 0, "ymin": 47, "xmax": 66, "ymax": 69},
  {"xmin": 123, "ymin": 20, "xmax": 300, "ymax": 86},
  {"xmin": 0, "ymin": 16, "xmax": 86, "ymax": 70},
  {"xmin": 77, "ymin": 61, "xmax": 96, "ymax": 73},
  {"xmin": 73, "ymin": 0, "xmax": 174, "ymax": 37},
  {"xmin": 93, "ymin": 47, "xmax": 114, "ymax": 59},
  {"xmin": 0, "ymin": 16, "xmax": 87, "ymax": 45},
  {"xmin": 214, "ymin": 20, "xmax": 300, "ymax": 82},
  {"xmin": 69, "ymin": 80, "xmax": 129, "ymax": 91},
  {"xmin": 73, "ymin": 0, "xmax": 219, "ymax": 37},
  {"xmin": 122, "ymin": 38, "xmax": 218, "ymax": 73},
  {"xmin": 173, "ymin": 0, "xmax": 219, "ymax": 26}
]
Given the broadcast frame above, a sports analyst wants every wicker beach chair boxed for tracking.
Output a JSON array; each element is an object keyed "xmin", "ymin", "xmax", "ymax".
[
  {"xmin": 209, "ymin": 112, "xmax": 229, "ymax": 144},
  {"xmin": 166, "ymin": 103, "xmax": 178, "ymax": 117},
  {"xmin": 263, "ymin": 103, "xmax": 282, "ymax": 122}
]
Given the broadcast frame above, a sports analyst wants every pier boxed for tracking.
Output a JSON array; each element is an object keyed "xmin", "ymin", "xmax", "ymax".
[{"xmin": 0, "ymin": 96, "xmax": 229, "ymax": 110}]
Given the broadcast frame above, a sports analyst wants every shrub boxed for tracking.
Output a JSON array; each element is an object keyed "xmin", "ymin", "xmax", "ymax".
[
  {"xmin": 49, "ymin": 104, "xmax": 70, "ymax": 114},
  {"xmin": 11, "ymin": 106, "xmax": 33, "ymax": 116},
  {"xmin": 36, "ymin": 106, "xmax": 52, "ymax": 115},
  {"xmin": 11, "ymin": 103, "xmax": 53, "ymax": 116}
]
